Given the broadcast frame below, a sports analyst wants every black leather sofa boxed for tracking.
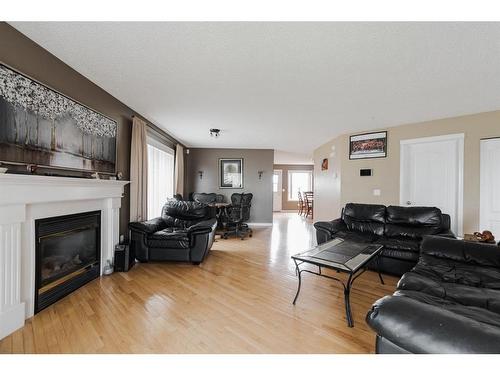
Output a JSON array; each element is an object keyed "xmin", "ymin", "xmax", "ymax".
[
  {"xmin": 366, "ymin": 235, "xmax": 500, "ymax": 353},
  {"xmin": 314, "ymin": 203, "xmax": 454, "ymax": 276},
  {"xmin": 129, "ymin": 200, "xmax": 217, "ymax": 264}
]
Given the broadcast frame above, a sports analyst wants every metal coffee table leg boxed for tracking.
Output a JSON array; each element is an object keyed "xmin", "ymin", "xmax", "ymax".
[
  {"xmin": 292, "ymin": 259, "xmax": 302, "ymax": 305},
  {"xmin": 344, "ymin": 274, "xmax": 354, "ymax": 327}
]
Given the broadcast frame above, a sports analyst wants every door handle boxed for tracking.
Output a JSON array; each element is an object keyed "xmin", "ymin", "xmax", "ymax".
[{"xmin": 406, "ymin": 201, "xmax": 412, "ymax": 205}]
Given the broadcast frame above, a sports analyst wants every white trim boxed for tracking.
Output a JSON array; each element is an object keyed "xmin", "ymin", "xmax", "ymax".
[
  {"xmin": 272, "ymin": 169, "xmax": 283, "ymax": 212},
  {"xmin": 400, "ymin": 133, "xmax": 465, "ymax": 145},
  {"xmin": 480, "ymin": 137, "xmax": 500, "ymax": 232},
  {"xmin": 400, "ymin": 133, "xmax": 464, "ymax": 236},
  {"xmin": 287, "ymin": 170, "xmax": 313, "ymax": 201},
  {"xmin": 146, "ymin": 135, "xmax": 174, "ymax": 155},
  {"xmin": 247, "ymin": 222, "xmax": 273, "ymax": 227}
]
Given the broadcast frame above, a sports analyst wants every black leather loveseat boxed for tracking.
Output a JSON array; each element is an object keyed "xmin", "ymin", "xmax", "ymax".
[
  {"xmin": 314, "ymin": 203, "xmax": 454, "ymax": 275},
  {"xmin": 129, "ymin": 200, "xmax": 217, "ymax": 264},
  {"xmin": 366, "ymin": 235, "xmax": 500, "ymax": 353}
]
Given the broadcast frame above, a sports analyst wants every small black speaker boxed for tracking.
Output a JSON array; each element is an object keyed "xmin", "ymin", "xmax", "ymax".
[
  {"xmin": 360, "ymin": 169, "xmax": 372, "ymax": 176},
  {"xmin": 114, "ymin": 244, "xmax": 135, "ymax": 272}
]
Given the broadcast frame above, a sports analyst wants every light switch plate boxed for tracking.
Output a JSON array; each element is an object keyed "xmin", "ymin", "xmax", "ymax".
[{"xmin": 373, "ymin": 189, "xmax": 381, "ymax": 196}]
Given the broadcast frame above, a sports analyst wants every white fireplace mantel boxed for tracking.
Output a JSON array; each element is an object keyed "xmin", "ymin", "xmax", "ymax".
[{"xmin": 0, "ymin": 174, "xmax": 129, "ymax": 339}]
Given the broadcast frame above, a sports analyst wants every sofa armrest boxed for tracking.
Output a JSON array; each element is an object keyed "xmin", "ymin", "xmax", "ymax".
[
  {"xmin": 129, "ymin": 217, "xmax": 166, "ymax": 234},
  {"xmin": 187, "ymin": 218, "xmax": 217, "ymax": 236},
  {"xmin": 436, "ymin": 229, "xmax": 456, "ymax": 238},
  {"xmin": 366, "ymin": 295, "xmax": 500, "ymax": 353},
  {"xmin": 314, "ymin": 218, "xmax": 346, "ymax": 235},
  {"xmin": 314, "ymin": 218, "xmax": 347, "ymax": 245}
]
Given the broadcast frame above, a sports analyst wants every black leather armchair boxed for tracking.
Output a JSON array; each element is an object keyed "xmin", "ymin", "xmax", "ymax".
[
  {"xmin": 366, "ymin": 236, "xmax": 500, "ymax": 353},
  {"xmin": 314, "ymin": 203, "xmax": 454, "ymax": 275},
  {"xmin": 129, "ymin": 200, "xmax": 217, "ymax": 264}
]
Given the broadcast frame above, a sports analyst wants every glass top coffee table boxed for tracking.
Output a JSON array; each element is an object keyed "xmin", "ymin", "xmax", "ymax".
[{"xmin": 291, "ymin": 238, "xmax": 384, "ymax": 327}]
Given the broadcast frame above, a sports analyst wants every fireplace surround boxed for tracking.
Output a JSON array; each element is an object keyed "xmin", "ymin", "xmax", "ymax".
[{"xmin": 0, "ymin": 174, "xmax": 129, "ymax": 339}]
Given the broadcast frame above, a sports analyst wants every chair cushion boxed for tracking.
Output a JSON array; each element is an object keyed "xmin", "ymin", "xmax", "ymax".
[
  {"xmin": 161, "ymin": 200, "xmax": 212, "ymax": 228},
  {"xmin": 343, "ymin": 203, "xmax": 386, "ymax": 236},
  {"xmin": 147, "ymin": 228, "xmax": 189, "ymax": 249},
  {"xmin": 192, "ymin": 192, "xmax": 217, "ymax": 204}
]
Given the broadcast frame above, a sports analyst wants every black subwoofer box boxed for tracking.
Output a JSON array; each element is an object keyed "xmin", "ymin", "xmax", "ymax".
[{"xmin": 114, "ymin": 244, "xmax": 135, "ymax": 272}]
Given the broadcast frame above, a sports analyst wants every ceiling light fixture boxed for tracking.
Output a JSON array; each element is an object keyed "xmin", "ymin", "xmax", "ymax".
[{"xmin": 210, "ymin": 128, "xmax": 221, "ymax": 138}]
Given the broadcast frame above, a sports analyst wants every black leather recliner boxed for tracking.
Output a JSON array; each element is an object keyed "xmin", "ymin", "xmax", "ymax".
[
  {"xmin": 314, "ymin": 203, "xmax": 454, "ymax": 275},
  {"xmin": 366, "ymin": 235, "xmax": 500, "ymax": 353},
  {"xmin": 129, "ymin": 200, "xmax": 217, "ymax": 264}
]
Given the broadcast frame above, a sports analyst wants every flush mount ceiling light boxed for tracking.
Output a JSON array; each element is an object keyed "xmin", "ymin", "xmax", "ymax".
[{"xmin": 210, "ymin": 128, "xmax": 221, "ymax": 138}]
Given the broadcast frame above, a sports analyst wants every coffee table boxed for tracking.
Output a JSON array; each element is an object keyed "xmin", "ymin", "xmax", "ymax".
[{"xmin": 291, "ymin": 238, "xmax": 384, "ymax": 327}]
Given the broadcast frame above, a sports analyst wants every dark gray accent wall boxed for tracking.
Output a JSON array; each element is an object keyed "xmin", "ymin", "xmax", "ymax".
[{"xmin": 186, "ymin": 148, "xmax": 274, "ymax": 223}]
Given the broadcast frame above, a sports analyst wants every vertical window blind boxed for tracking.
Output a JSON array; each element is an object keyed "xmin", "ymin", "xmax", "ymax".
[{"xmin": 147, "ymin": 136, "xmax": 175, "ymax": 219}]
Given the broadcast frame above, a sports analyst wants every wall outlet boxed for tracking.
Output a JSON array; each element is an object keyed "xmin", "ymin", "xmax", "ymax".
[{"xmin": 373, "ymin": 189, "xmax": 381, "ymax": 196}]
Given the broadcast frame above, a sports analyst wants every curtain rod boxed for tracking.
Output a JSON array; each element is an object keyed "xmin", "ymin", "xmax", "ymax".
[{"xmin": 132, "ymin": 115, "xmax": 181, "ymax": 147}]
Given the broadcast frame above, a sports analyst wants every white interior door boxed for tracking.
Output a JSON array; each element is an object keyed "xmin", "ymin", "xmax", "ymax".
[
  {"xmin": 400, "ymin": 134, "xmax": 464, "ymax": 236},
  {"xmin": 480, "ymin": 138, "xmax": 500, "ymax": 238},
  {"xmin": 273, "ymin": 170, "xmax": 283, "ymax": 212}
]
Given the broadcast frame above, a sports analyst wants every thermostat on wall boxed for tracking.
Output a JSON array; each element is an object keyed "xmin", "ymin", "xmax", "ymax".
[{"xmin": 360, "ymin": 169, "xmax": 372, "ymax": 176}]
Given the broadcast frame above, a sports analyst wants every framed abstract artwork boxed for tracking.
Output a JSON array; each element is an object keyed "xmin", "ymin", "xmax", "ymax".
[
  {"xmin": 219, "ymin": 158, "xmax": 243, "ymax": 188},
  {"xmin": 349, "ymin": 131, "xmax": 387, "ymax": 160},
  {"xmin": 0, "ymin": 63, "xmax": 117, "ymax": 174}
]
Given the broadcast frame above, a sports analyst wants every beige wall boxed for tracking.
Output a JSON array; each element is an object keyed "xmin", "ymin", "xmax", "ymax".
[
  {"xmin": 313, "ymin": 110, "xmax": 500, "ymax": 233},
  {"xmin": 273, "ymin": 164, "xmax": 314, "ymax": 211}
]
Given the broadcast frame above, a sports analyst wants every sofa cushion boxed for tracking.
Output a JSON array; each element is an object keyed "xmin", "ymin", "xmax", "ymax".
[
  {"xmin": 343, "ymin": 203, "xmax": 386, "ymax": 236},
  {"xmin": 385, "ymin": 206, "xmax": 442, "ymax": 240},
  {"xmin": 397, "ymin": 272, "xmax": 500, "ymax": 315},
  {"xmin": 380, "ymin": 248, "xmax": 419, "ymax": 262},
  {"xmin": 377, "ymin": 236, "xmax": 420, "ymax": 253},
  {"xmin": 147, "ymin": 228, "xmax": 190, "ymax": 249},
  {"xmin": 333, "ymin": 230, "xmax": 379, "ymax": 243}
]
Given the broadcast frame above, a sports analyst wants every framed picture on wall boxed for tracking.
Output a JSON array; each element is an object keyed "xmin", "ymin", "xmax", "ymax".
[
  {"xmin": 349, "ymin": 131, "xmax": 387, "ymax": 160},
  {"xmin": 219, "ymin": 158, "xmax": 244, "ymax": 188}
]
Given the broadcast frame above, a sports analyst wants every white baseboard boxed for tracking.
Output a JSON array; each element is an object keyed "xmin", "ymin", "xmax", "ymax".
[
  {"xmin": 0, "ymin": 302, "xmax": 25, "ymax": 340},
  {"xmin": 247, "ymin": 222, "xmax": 273, "ymax": 227}
]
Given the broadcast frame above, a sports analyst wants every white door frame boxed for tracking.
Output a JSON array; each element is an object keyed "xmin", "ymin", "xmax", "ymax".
[
  {"xmin": 273, "ymin": 169, "xmax": 283, "ymax": 212},
  {"xmin": 400, "ymin": 133, "xmax": 464, "ymax": 236},
  {"xmin": 480, "ymin": 137, "xmax": 500, "ymax": 232}
]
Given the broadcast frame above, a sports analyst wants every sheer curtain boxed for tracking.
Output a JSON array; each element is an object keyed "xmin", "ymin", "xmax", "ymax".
[{"xmin": 147, "ymin": 137, "xmax": 175, "ymax": 219}]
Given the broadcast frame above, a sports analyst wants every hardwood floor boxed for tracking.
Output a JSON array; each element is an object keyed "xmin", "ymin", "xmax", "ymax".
[{"xmin": 0, "ymin": 213, "xmax": 398, "ymax": 354}]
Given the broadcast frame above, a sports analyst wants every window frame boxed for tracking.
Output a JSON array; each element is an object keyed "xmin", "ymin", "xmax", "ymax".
[{"xmin": 287, "ymin": 170, "xmax": 313, "ymax": 201}]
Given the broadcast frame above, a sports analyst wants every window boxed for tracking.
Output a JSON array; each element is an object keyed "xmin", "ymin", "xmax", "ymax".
[
  {"xmin": 147, "ymin": 136, "xmax": 175, "ymax": 219},
  {"xmin": 273, "ymin": 173, "xmax": 279, "ymax": 193},
  {"xmin": 288, "ymin": 171, "xmax": 313, "ymax": 201}
]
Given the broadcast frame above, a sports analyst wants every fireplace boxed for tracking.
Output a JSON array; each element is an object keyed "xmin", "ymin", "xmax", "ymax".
[{"xmin": 35, "ymin": 211, "xmax": 101, "ymax": 313}]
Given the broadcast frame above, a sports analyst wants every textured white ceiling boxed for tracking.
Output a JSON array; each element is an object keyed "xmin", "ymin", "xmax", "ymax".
[{"xmin": 10, "ymin": 22, "xmax": 500, "ymax": 157}]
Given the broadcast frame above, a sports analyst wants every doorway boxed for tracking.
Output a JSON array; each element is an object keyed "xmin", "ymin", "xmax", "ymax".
[
  {"xmin": 273, "ymin": 170, "xmax": 283, "ymax": 212},
  {"xmin": 480, "ymin": 138, "xmax": 500, "ymax": 237},
  {"xmin": 400, "ymin": 133, "xmax": 464, "ymax": 236}
]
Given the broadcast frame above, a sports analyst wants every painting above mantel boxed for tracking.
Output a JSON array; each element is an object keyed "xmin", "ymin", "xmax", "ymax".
[{"xmin": 0, "ymin": 63, "xmax": 117, "ymax": 174}]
